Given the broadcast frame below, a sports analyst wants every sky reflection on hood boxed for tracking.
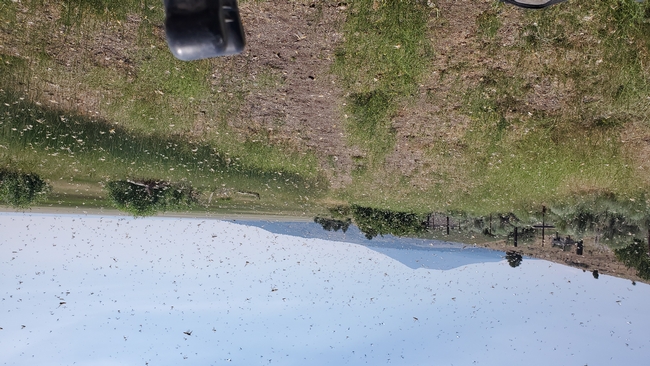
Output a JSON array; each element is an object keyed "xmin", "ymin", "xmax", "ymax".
[{"xmin": 2, "ymin": 213, "xmax": 649, "ymax": 366}]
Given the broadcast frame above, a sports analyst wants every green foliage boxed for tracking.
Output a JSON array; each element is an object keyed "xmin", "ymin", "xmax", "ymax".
[
  {"xmin": 519, "ymin": 0, "xmax": 650, "ymax": 112},
  {"xmin": 0, "ymin": 90, "xmax": 324, "ymax": 211},
  {"xmin": 105, "ymin": 179, "xmax": 197, "ymax": 216},
  {"xmin": 333, "ymin": 0, "xmax": 432, "ymax": 163},
  {"xmin": 328, "ymin": 205, "xmax": 352, "ymax": 219},
  {"xmin": 615, "ymin": 239, "xmax": 650, "ymax": 280},
  {"xmin": 351, "ymin": 204, "xmax": 426, "ymax": 240},
  {"xmin": 346, "ymin": 90, "xmax": 395, "ymax": 161},
  {"xmin": 466, "ymin": 212, "xmax": 531, "ymax": 238},
  {"xmin": 58, "ymin": 0, "xmax": 163, "ymax": 24},
  {"xmin": 549, "ymin": 194, "xmax": 649, "ymax": 245},
  {"xmin": 505, "ymin": 251, "xmax": 522, "ymax": 268},
  {"xmin": 314, "ymin": 216, "xmax": 352, "ymax": 233},
  {"xmin": 476, "ymin": 8, "xmax": 501, "ymax": 39},
  {"xmin": 0, "ymin": 170, "xmax": 50, "ymax": 208},
  {"xmin": 465, "ymin": 211, "xmax": 537, "ymax": 244}
]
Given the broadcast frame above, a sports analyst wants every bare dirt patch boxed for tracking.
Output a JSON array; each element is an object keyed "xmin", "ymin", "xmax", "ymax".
[
  {"xmin": 220, "ymin": 1, "xmax": 360, "ymax": 188},
  {"xmin": 385, "ymin": 1, "xmax": 583, "ymax": 188},
  {"xmin": 0, "ymin": 2, "xmax": 142, "ymax": 114},
  {"xmin": 387, "ymin": 0, "xmax": 504, "ymax": 187}
]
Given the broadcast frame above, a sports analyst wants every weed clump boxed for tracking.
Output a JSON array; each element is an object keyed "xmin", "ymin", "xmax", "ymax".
[
  {"xmin": 0, "ymin": 170, "xmax": 51, "ymax": 208},
  {"xmin": 615, "ymin": 239, "xmax": 650, "ymax": 280},
  {"xmin": 105, "ymin": 179, "xmax": 197, "ymax": 217}
]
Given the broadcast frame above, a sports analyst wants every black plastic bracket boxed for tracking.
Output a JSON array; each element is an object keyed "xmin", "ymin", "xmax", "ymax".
[
  {"xmin": 501, "ymin": 0, "xmax": 568, "ymax": 9},
  {"xmin": 164, "ymin": 0, "xmax": 245, "ymax": 61}
]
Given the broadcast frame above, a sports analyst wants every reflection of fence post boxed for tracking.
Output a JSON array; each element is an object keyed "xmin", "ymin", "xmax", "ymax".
[
  {"xmin": 514, "ymin": 227, "xmax": 518, "ymax": 247},
  {"xmin": 542, "ymin": 206, "xmax": 546, "ymax": 246},
  {"xmin": 446, "ymin": 216, "xmax": 450, "ymax": 235},
  {"xmin": 489, "ymin": 214, "xmax": 492, "ymax": 235}
]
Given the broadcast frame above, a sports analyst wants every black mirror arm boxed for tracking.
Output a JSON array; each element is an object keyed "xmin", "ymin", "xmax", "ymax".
[
  {"xmin": 501, "ymin": 0, "xmax": 568, "ymax": 9},
  {"xmin": 164, "ymin": 0, "xmax": 245, "ymax": 61}
]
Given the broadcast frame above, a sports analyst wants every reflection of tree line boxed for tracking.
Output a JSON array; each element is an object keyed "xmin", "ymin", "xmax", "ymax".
[
  {"xmin": 316, "ymin": 205, "xmax": 428, "ymax": 240},
  {"xmin": 505, "ymin": 251, "xmax": 522, "ymax": 268},
  {"xmin": 316, "ymin": 199, "xmax": 650, "ymax": 278},
  {"xmin": 318, "ymin": 204, "xmax": 650, "ymax": 246},
  {"xmin": 313, "ymin": 217, "xmax": 351, "ymax": 233},
  {"xmin": 4, "ymin": 169, "xmax": 650, "ymax": 280}
]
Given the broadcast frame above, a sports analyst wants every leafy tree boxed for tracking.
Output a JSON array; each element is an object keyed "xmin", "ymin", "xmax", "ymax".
[
  {"xmin": 0, "ymin": 170, "xmax": 50, "ymax": 208},
  {"xmin": 505, "ymin": 251, "xmax": 523, "ymax": 268},
  {"xmin": 351, "ymin": 205, "xmax": 426, "ymax": 240},
  {"xmin": 105, "ymin": 179, "xmax": 198, "ymax": 217},
  {"xmin": 614, "ymin": 239, "xmax": 650, "ymax": 280},
  {"xmin": 314, "ymin": 217, "xmax": 351, "ymax": 233}
]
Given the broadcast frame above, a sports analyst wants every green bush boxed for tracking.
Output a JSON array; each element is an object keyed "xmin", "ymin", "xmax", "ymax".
[
  {"xmin": 351, "ymin": 204, "xmax": 426, "ymax": 240},
  {"xmin": 614, "ymin": 239, "xmax": 650, "ymax": 280},
  {"xmin": 0, "ymin": 170, "xmax": 50, "ymax": 208},
  {"xmin": 105, "ymin": 179, "xmax": 198, "ymax": 217},
  {"xmin": 314, "ymin": 217, "xmax": 352, "ymax": 233}
]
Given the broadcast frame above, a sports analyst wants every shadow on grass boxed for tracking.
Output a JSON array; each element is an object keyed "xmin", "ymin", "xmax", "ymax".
[{"xmin": 0, "ymin": 89, "xmax": 324, "ymax": 197}]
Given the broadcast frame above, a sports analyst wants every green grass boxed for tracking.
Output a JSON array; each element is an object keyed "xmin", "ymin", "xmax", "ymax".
[
  {"xmin": 333, "ymin": 0, "xmax": 433, "ymax": 165},
  {"xmin": 517, "ymin": 0, "xmax": 650, "ymax": 115},
  {"xmin": 57, "ymin": 0, "xmax": 164, "ymax": 25},
  {"xmin": 454, "ymin": 0, "xmax": 650, "ymax": 214},
  {"xmin": 458, "ymin": 125, "xmax": 634, "ymax": 212},
  {"xmin": 0, "ymin": 89, "xmax": 326, "ymax": 214},
  {"xmin": 476, "ymin": 4, "xmax": 502, "ymax": 40},
  {"xmin": 0, "ymin": 0, "xmax": 329, "ymax": 215},
  {"xmin": 336, "ymin": 0, "xmax": 650, "ymax": 218},
  {"xmin": 2, "ymin": 0, "xmax": 650, "ymax": 235}
]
